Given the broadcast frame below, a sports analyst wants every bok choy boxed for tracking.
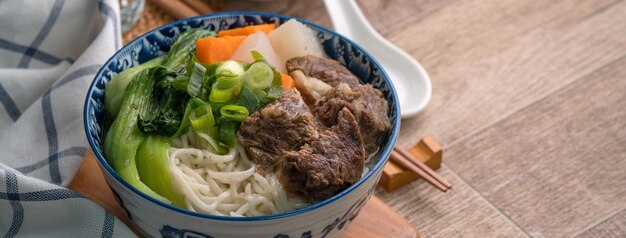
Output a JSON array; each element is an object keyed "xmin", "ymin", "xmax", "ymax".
[{"xmin": 103, "ymin": 69, "xmax": 170, "ymax": 204}]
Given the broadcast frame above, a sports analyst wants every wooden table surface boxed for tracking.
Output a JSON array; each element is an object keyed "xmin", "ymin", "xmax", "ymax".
[{"xmin": 124, "ymin": 0, "xmax": 626, "ymax": 237}]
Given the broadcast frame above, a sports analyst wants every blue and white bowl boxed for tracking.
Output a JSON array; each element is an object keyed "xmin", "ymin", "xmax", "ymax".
[{"xmin": 84, "ymin": 12, "xmax": 400, "ymax": 238}]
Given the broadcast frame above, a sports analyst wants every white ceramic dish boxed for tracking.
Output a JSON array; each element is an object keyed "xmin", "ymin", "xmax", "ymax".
[{"xmin": 324, "ymin": 0, "xmax": 432, "ymax": 118}]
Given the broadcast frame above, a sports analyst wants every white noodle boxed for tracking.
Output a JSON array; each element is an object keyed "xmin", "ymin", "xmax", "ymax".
[{"xmin": 169, "ymin": 131, "xmax": 308, "ymax": 216}]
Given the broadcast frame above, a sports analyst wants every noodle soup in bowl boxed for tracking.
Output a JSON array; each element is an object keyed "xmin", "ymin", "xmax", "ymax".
[{"xmin": 84, "ymin": 12, "xmax": 400, "ymax": 237}]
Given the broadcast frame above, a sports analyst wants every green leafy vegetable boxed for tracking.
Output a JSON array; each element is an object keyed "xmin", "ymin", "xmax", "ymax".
[
  {"xmin": 104, "ymin": 69, "xmax": 171, "ymax": 204},
  {"xmin": 172, "ymin": 74, "xmax": 189, "ymax": 91},
  {"xmin": 171, "ymin": 100, "xmax": 193, "ymax": 138},
  {"xmin": 104, "ymin": 57, "xmax": 163, "ymax": 119},
  {"xmin": 137, "ymin": 67, "xmax": 190, "ymax": 137},
  {"xmin": 136, "ymin": 135, "xmax": 186, "ymax": 208}
]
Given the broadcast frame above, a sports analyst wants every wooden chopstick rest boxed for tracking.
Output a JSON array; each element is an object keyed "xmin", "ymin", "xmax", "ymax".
[
  {"xmin": 389, "ymin": 149, "xmax": 448, "ymax": 192},
  {"xmin": 394, "ymin": 146, "xmax": 450, "ymax": 189},
  {"xmin": 380, "ymin": 136, "xmax": 444, "ymax": 192}
]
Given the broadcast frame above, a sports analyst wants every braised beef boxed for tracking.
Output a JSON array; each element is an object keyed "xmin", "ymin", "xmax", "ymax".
[
  {"xmin": 238, "ymin": 55, "xmax": 391, "ymax": 202},
  {"xmin": 287, "ymin": 55, "xmax": 391, "ymax": 153},
  {"xmin": 236, "ymin": 89, "xmax": 318, "ymax": 174},
  {"xmin": 279, "ymin": 108, "xmax": 365, "ymax": 201},
  {"xmin": 314, "ymin": 83, "xmax": 390, "ymax": 153},
  {"xmin": 286, "ymin": 55, "xmax": 360, "ymax": 88}
]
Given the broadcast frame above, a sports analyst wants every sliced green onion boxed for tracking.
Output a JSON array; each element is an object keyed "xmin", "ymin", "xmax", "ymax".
[
  {"xmin": 233, "ymin": 76, "xmax": 244, "ymax": 95},
  {"xmin": 241, "ymin": 62, "xmax": 273, "ymax": 90},
  {"xmin": 241, "ymin": 62, "xmax": 251, "ymax": 71},
  {"xmin": 185, "ymin": 53, "xmax": 196, "ymax": 77},
  {"xmin": 201, "ymin": 74, "xmax": 217, "ymax": 101},
  {"xmin": 195, "ymin": 131, "xmax": 228, "ymax": 155},
  {"xmin": 266, "ymin": 67, "xmax": 284, "ymax": 99},
  {"xmin": 187, "ymin": 62, "xmax": 206, "ymax": 97},
  {"xmin": 172, "ymin": 75, "xmax": 189, "ymax": 91},
  {"xmin": 219, "ymin": 121, "xmax": 239, "ymax": 147},
  {"xmin": 220, "ymin": 105, "xmax": 249, "ymax": 122},
  {"xmin": 250, "ymin": 50, "xmax": 264, "ymax": 61},
  {"xmin": 238, "ymin": 85, "xmax": 263, "ymax": 113},
  {"xmin": 209, "ymin": 77, "xmax": 236, "ymax": 103},
  {"xmin": 189, "ymin": 104, "xmax": 216, "ymax": 133},
  {"xmin": 216, "ymin": 60, "xmax": 244, "ymax": 76},
  {"xmin": 209, "ymin": 101, "xmax": 228, "ymax": 115}
]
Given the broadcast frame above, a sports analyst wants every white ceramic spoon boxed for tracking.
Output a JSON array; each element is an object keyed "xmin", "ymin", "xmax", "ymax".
[{"xmin": 323, "ymin": 0, "xmax": 432, "ymax": 118}]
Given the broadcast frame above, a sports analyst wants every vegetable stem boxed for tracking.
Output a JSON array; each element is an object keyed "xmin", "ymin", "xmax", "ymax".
[
  {"xmin": 104, "ymin": 57, "xmax": 163, "ymax": 119},
  {"xmin": 137, "ymin": 135, "xmax": 186, "ymax": 208},
  {"xmin": 104, "ymin": 70, "xmax": 171, "ymax": 204}
]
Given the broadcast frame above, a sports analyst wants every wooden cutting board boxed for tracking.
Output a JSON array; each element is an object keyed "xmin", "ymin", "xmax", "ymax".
[{"xmin": 69, "ymin": 151, "xmax": 419, "ymax": 238}]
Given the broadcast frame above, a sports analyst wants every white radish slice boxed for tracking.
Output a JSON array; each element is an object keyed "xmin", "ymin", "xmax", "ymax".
[
  {"xmin": 268, "ymin": 19, "xmax": 327, "ymax": 65},
  {"xmin": 230, "ymin": 32, "xmax": 286, "ymax": 73}
]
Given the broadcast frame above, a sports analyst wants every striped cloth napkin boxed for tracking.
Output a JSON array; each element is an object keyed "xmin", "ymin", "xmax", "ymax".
[{"xmin": 0, "ymin": 0, "xmax": 134, "ymax": 236}]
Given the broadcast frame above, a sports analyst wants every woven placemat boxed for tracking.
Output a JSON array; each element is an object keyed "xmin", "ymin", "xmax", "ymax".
[
  {"xmin": 122, "ymin": 0, "xmax": 226, "ymax": 44},
  {"xmin": 122, "ymin": 1, "xmax": 175, "ymax": 44}
]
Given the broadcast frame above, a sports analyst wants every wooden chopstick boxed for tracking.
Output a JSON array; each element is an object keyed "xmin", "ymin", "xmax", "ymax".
[
  {"xmin": 181, "ymin": 0, "xmax": 216, "ymax": 15},
  {"xmin": 149, "ymin": 0, "xmax": 200, "ymax": 19},
  {"xmin": 390, "ymin": 146, "xmax": 451, "ymax": 192},
  {"xmin": 394, "ymin": 146, "xmax": 451, "ymax": 188}
]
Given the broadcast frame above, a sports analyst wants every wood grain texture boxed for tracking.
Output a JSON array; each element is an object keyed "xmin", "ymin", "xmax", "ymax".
[
  {"xmin": 343, "ymin": 196, "xmax": 419, "ymax": 238},
  {"xmin": 376, "ymin": 165, "xmax": 528, "ymax": 238},
  {"xmin": 574, "ymin": 209, "xmax": 626, "ymax": 238},
  {"xmin": 356, "ymin": 0, "xmax": 456, "ymax": 36},
  {"xmin": 445, "ymin": 57, "xmax": 626, "ymax": 237},
  {"xmin": 390, "ymin": 0, "xmax": 626, "ymax": 147}
]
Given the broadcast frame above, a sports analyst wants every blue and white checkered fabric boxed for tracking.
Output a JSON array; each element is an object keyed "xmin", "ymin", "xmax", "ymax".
[{"xmin": 0, "ymin": 0, "xmax": 134, "ymax": 236}]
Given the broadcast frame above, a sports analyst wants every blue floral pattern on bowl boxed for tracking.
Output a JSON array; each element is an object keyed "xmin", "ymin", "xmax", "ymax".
[{"xmin": 84, "ymin": 12, "xmax": 400, "ymax": 237}]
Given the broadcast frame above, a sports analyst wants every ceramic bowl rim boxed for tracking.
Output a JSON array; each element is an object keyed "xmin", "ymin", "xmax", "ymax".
[{"xmin": 83, "ymin": 11, "xmax": 401, "ymax": 222}]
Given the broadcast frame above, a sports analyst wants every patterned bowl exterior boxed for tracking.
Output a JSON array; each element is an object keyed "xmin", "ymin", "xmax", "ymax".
[{"xmin": 84, "ymin": 12, "xmax": 400, "ymax": 238}]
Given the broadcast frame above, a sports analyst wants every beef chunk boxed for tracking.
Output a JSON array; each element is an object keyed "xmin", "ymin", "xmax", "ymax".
[
  {"xmin": 239, "ymin": 55, "xmax": 391, "ymax": 201},
  {"xmin": 286, "ymin": 55, "xmax": 360, "ymax": 88},
  {"xmin": 279, "ymin": 108, "xmax": 365, "ymax": 201},
  {"xmin": 314, "ymin": 83, "xmax": 391, "ymax": 153},
  {"xmin": 237, "ymin": 89, "xmax": 318, "ymax": 174}
]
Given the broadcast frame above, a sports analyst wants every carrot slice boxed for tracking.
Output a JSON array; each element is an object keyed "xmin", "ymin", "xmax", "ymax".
[
  {"xmin": 217, "ymin": 28, "xmax": 247, "ymax": 37},
  {"xmin": 280, "ymin": 73, "xmax": 295, "ymax": 89},
  {"xmin": 221, "ymin": 35, "xmax": 246, "ymax": 50},
  {"xmin": 218, "ymin": 24, "xmax": 277, "ymax": 37},
  {"xmin": 195, "ymin": 35, "xmax": 246, "ymax": 64}
]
